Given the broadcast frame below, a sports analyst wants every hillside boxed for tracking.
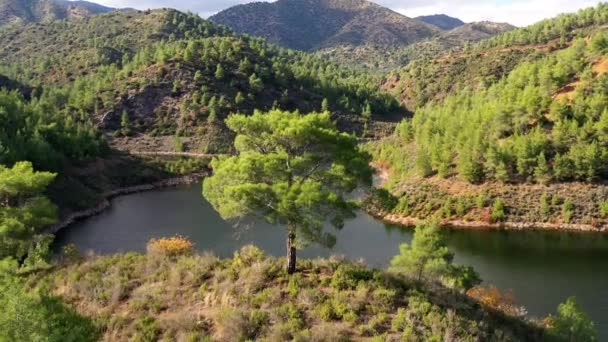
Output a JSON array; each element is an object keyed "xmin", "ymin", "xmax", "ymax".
[
  {"xmin": 0, "ymin": 0, "xmax": 114, "ymax": 27},
  {"xmin": 416, "ymin": 14, "xmax": 464, "ymax": 30},
  {"xmin": 25, "ymin": 244, "xmax": 545, "ymax": 341},
  {"xmin": 316, "ymin": 20, "xmax": 515, "ymax": 71},
  {"xmin": 384, "ymin": 3, "xmax": 608, "ymax": 110},
  {"xmin": 0, "ymin": 9, "xmax": 401, "ymax": 155},
  {"xmin": 367, "ymin": 3, "xmax": 608, "ymax": 228},
  {"xmin": 209, "ymin": 0, "xmax": 440, "ymax": 51},
  {"xmin": 441, "ymin": 21, "xmax": 516, "ymax": 42},
  {"xmin": 0, "ymin": 9, "xmax": 232, "ymax": 84}
]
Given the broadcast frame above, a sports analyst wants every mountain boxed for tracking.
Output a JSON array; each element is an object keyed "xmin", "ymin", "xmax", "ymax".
[
  {"xmin": 416, "ymin": 14, "xmax": 464, "ymax": 30},
  {"xmin": 209, "ymin": 0, "xmax": 440, "ymax": 51},
  {"xmin": 0, "ymin": 0, "xmax": 114, "ymax": 27},
  {"xmin": 315, "ymin": 19, "xmax": 515, "ymax": 71},
  {"xmin": 0, "ymin": 9, "xmax": 401, "ymax": 154},
  {"xmin": 441, "ymin": 21, "xmax": 516, "ymax": 42},
  {"xmin": 385, "ymin": 3, "xmax": 608, "ymax": 110}
]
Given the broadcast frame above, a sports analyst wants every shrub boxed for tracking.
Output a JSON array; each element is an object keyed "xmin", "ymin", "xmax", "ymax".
[
  {"xmin": 249, "ymin": 310, "xmax": 270, "ymax": 337},
  {"xmin": 546, "ymin": 297, "xmax": 597, "ymax": 342},
  {"xmin": 394, "ymin": 196, "xmax": 410, "ymax": 216},
  {"xmin": 61, "ymin": 243, "xmax": 83, "ymax": 264},
  {"xmin": 330, "ymin": 264, "xmax": 374, "ymax": 290},
  {"xmin": 364, "ymin": 188, "xmax": 398, "ymax": 213},
  {"xmin": 315, "ymin": 300, "xmax": 336, "ymax": 321},
  {"xmin": 133, "ymin": 316, "xmax": 160, "ymax": 342},
  {"xmin": 232, "ymin": 245, "xmax": 265, "ymax": 269},
  {"xmin": 359, "ymin": 313, "xmax": 388, "ymax": 336},
  {"xmin": 214, "ymin": 309, "xmax": 250, "ymax": 341},
  {"xmin": 600, "ymin": 201, "xmax": 608, "ymax": 218},
  {"xmin": 372, "ymin": 288, "xmax": 397, "ymax": 311},
  {"xmin": 491, "ymin": 198, "xmax": 507, "ymax": 222},
  {"xmin": 467, "ymin": 286, "xmax": 527, "ymax": 317},
  {"xmin": 562, "ymin": 199, "xmax": 575, "ymax": 223},
  {"xmin": 288, "ymin": 274, "xmax": 302, "ymax": 297},
  {"xmin": 391, "ymin": 308, "xmax": 409, "ymax": 332},
  {"xmin": 146, "ymin": 236, "xmax": 193, "ymax": 257},
  {"xmin": 540, "ymin": 193, "xmax": 550, "ymax": 219}
]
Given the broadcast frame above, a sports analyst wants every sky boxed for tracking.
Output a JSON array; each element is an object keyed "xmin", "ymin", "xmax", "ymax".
[{"xmin": 90, "ymin": 0, "xmax": 602, "ymax": 26}]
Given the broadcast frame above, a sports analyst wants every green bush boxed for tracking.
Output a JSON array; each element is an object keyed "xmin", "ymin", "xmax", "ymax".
[
  {"xmin": 600, "ymin": 201, "xmax": 608, "ymax": 218},
  {"xmin": 562, "ymin": 199, "xmax": 575, "ymax": 223},
  {"xmin": 330, "ymin": 264, "xmax": 374, "ymax": 290},
  {"xmin": 133, "ymin": 316, "xmax": 160, "ymax": 342},
  {"xmin": 491, "ymin": 198, "xmax": 507, "ymax": 222}
]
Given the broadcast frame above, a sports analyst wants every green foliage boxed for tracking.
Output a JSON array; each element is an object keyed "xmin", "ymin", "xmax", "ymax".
[
  {"xmin": 33, "ymin": 245, "xmax": 544, "ymax": 341},
  {"xmin": 0, "ymin": 266, "xmax": 98, "ymax": 342},
  {"xmin": 0, "ymin": 9, "xmax": 401, "ymax": 146},
  {"xmin": 203, "ymin": 110, "xmax": 372, "ymax": 271},
  {"xmin": 382, "ymin": 32, "xmax": 608, "ymax": 185},
  {"xmin": 540, "ymin": 193, "xmax": 551, "ymax": 219},
  {"xmin": 391, "ymin": 221, "xmax": 481, "ymax": 290},
  {"xmin": 491, "ymin": 198, "xmax": 507, "ymax": 223},
  {"xmin": 547, "ymin": 297, "xmax": 597, "ymax": 342},
  {"xmin": 390, "ymin": 221, "xmax": 452, "ymax": 282},
  {"xmin": 121, "ymin": 110, "xmax": 131, "ymax": 137},
  {"xmin": 600, "ymin": 201, "xmax": 608, "ymax": 218},
  {"xmin": 0, "ymin": 90, "xmax": 106, "ymax": 170},
  {"xmin": 214, "ymin": 64, "xmax": 225, "ymax": 80},
  {"xmin": 363, "ymin": 188, "xmax": 398, "ymax": 214},
  {"xmin": 134, "ymin": 316, "xmax": 160, "ymax": 342},
  {"xmin": 562, "ymin": 199, "xmax": 575, "ymax": 223},
  {"xmin": 330, "ymin": 264, "xmax": 374, "ymax": 291},
  {"xmin": 0, "ymin": 162, "xmax": 57, "ymax": 260}
]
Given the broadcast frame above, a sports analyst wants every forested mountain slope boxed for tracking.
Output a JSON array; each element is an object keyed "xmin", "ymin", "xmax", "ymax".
[
  {"xmin": 0, "ymin": 9, "xmax": 401, "ymax": 155},
  {"xmin": 385, "ymin": 3, "xmax": 608, "ymax": 110},
  {"xmin": 0, "ymin": 9, "xmax": 232, "ymax": 84},
  {"xmin": 211, "ymin": 0, "xmax": 512, "ymax": 70},
  {"xmin": 315, "ymin": 20, "xmax": 514, "ymax": 71},
  {"xmin": 0, "ymin": 0, "xmax": 114, "ymax": 27}
]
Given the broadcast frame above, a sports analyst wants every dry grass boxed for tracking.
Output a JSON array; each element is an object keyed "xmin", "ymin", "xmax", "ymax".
[{"xmin": 34, "ymin": 244, "xmax": 544, "ymax": 341}]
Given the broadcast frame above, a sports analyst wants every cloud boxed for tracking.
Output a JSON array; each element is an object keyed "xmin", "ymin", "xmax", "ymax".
[{"xmin": 90, "ymin": 0, "xmax": 601, "ymax": 26}]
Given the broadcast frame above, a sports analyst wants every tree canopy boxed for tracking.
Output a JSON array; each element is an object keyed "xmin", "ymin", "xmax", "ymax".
[
  {"xmin": 203, "ymin": 110, "xmax": 372, "ymax": 273},
  {"xmin": 0, "ymin": 161, "xmax": 57, "ymax": 260}
]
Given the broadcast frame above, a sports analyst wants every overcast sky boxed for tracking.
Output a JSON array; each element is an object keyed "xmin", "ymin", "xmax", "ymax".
[{"xmin": 91, "ymin": 0, "xmax": 602, "ymax": 26}]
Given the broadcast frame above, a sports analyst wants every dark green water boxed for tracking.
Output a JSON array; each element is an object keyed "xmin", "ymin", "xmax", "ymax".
[{"xmin": 54, "ymin": 184, "xmax": 608, "ymax": 339}]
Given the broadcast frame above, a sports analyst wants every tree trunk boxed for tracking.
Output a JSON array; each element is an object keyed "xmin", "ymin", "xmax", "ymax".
[{"xmin": 286, "ymin": 225, "xmax": 297, "ymax": 274}]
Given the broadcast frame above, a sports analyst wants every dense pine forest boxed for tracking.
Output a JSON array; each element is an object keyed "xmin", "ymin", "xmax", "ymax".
[{"xmin": 1, "ymin": 0, "xmax": 607, "ymax": 341}]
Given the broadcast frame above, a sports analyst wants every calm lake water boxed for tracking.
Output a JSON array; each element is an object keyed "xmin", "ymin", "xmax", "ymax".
[{"xmin": 54, "ymin": 184, "xmax": 608, "ymax": 339}]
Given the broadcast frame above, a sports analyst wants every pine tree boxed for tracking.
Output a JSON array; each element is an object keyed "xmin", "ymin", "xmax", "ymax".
[
  {"xmin": 235, "ymin": 91, "xmax": 245, "ymax": 105},
  {"xmin": 321, "ymin": 98, "xmax": 329, "ymax": 112},
  {"xmin": 121, "ymin": 110, "xmax": 131, "ymax": 136},
  {"xmin": 215, "ymin": 64, "xmax": 225, "ymax": 80},
  {"xmin": 534, "ymin": 152, "xmax": 551, "ymax": 183}
]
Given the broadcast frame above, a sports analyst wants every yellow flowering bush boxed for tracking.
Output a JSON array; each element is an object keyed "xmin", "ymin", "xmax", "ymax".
[{"xmin": 146, "ymin": 236, "xmax": 194, "ymax": 257}]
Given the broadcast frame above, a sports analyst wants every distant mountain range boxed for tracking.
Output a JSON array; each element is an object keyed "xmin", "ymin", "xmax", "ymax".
[
  {"xmin": 0, "ymin": 0, "xmax": 115, "ymax": 27},
  {"xmin": 210, "ymin": 0, "xmax": 515, "ymax": 69},
  {"xmin": 416, "ymin": 14, "xmax": 465, "ymax": 30},
  {"xmin": 209, "ymin": 0, "xmax": 441, "ymax": 51}
]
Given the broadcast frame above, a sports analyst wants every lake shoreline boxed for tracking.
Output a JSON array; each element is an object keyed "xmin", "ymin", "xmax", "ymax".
[
  {"xmin": 367, "ymin": 209, "xmax": 607, "ymax": 233},
  {"xmin": 46, "ymin": 172, "xmax": 207, "ymax": 235}
]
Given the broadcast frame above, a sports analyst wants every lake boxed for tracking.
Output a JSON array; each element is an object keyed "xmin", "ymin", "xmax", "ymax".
[{"xmin": 53, "ymin": 183, "xmax": 608, "ymax": 339}]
